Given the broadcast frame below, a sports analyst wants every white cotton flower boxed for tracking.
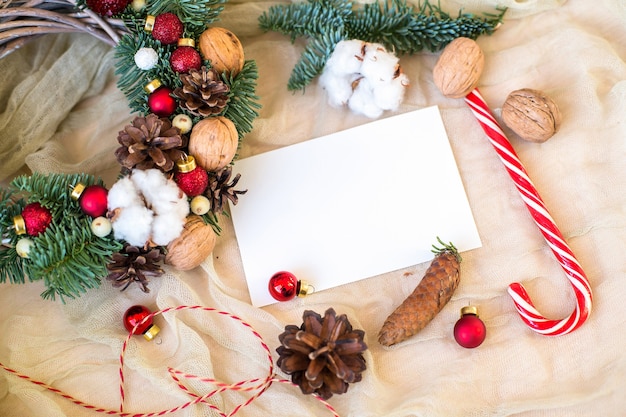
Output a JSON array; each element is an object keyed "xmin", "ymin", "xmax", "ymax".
[
  {"xmin": 361, "ymin": 44, "xmax": 399, "ymax": 84},
  {"xmin": 134, "ymin": 47, "xmax": 159, "ymax": 71},
  {"xmin": 112, "ymin": 205, "xmax": 154, "ymax": 246},
  {"xmin": 107, "ymin": 177, "xmax": 142, "ymax": 209},
  {"xmin": 151, "ymin": 215, "xmax": 185, "ymax": 246},
  {"xmin": 348, "ymin": 77, "xmax": 383, "ymax": 119},
  {"xmin": 319, "ymin": 70, "xmax": 355, "ymax": 108},
  {"xmin": 373, "ymin": 72, "xmax": 410, "ymax": 111},
  {"xmin": 325, "ymin": 40, "xmax": 366, "ymax": 76}
]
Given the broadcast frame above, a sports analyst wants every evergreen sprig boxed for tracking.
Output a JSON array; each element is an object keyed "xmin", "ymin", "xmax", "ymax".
[
  {"xmin": 0, "ymin": 173, "xmax": 122, "ymax": 302},
  {"xmin": 259, "ymin": 0, "xmax": 507, "ymax": 90}
]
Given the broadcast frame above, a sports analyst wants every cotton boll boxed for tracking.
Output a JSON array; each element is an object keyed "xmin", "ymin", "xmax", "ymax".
[
  {"xmin": 131, "ymin": 169, "xmax": 167, "ymax": 204},
  {"xmin": 319, "ymin": 69, "xmax": 355, "ymax": 107},
  {"xmin": 151, "ymin": 213, "xmax": 186, "ymax": 246},
  {"xmin": 361, "ymin": 45, "xmax": 399, "ymax": 84},
  {"xmin": 325, "ymin": 40, "xmax": 365, "ymax": 76},
  {"xmin": 111, "ymin": 205, "xmax": 154, "ymax": 247},
  {"xmin": 348, "ymin": 78, "xmax": 383, "ymax": 119},
  {"xmin": 107, "ymin": 177, "xmax": 142, "ymax": 209},
  {"xmin": 373, "ymin": 72, "xmax": 410, "ymax": 111}
]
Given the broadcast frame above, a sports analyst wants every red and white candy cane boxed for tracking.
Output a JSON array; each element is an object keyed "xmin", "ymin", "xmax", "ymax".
[{"xmin": 464, "ymin": 89, "xmax": 592, "ymax": 335}]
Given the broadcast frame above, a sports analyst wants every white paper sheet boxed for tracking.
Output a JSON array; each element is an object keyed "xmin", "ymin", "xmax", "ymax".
[{"xmin": 230, "ymin": 106, "xmax": 481, "ymax": 307}]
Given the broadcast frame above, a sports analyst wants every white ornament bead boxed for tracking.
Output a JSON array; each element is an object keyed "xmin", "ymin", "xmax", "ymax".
[
  {"xmin": 172, "ymin": 114, "xmax": 193, "ymax": 134},
  {"xmin": 131, "ymin": 0, "xmax": 146, "ymax": 12},
  {"xmin": 16, "ymin": 238, "xmax": 34, "ymax": 258},
  {"xmin": 91, "ymin": 216, "xmax": 112, "ymax": 238},
  {"xmin": 190, "ymin": 195, "xmax": 211, "ymax": 215},
  {"xmin": 134, "ymin": 47, "xmax": 159, "ymax": 70}
]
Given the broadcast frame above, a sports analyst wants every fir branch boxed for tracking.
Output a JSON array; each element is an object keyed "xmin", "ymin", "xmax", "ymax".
[
  {"xmin": 0, "ymin": 246, "xmax": 26, "ymax": 285},
  {"xmin": 223, "ymin": 60, "xmax": 262, "ymax": 140},
  {"xmin": 147, "ymin": 0, "xmax": 227, "ymax": 39},
  {"xmin": 259, "ymin": 0, "xmax": 507, "ymax": 91},
  {"xmin": 28, "ymin": 215, "xmax": 122, "ymax": 302}
]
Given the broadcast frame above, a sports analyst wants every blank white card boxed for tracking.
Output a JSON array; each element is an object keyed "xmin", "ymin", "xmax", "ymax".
[{"xmin": 230, "ymin": 106, "xmax": 481, "ymax": 307}]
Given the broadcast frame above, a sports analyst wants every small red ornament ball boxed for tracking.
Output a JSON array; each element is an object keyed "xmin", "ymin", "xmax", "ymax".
[
  {"xmin": 21, "ymin": 202, "xmax": 53, "ymax": 237},
  {"xmin": 148, "ymin": 87, "xmax": 177, "ymax": 117},
  {"xmin": 86, "ymin": 0, "xmax": 130, "ymax": 17},
  {"xmin": 80, "ymin": 185, "xmax": 109, "ymax": 217},
  {"xmin": 152, "ymin": 13, "xmax": 183, "ymax": 45},
  {"xmin": 123, "ymin": 305, "xmax": 161, "ymax": 341},
  {"xmin": 175, "ymin": 166, "xmax": 209, "ymax": 197},
  {"xmin": 170, "ymin": 46, "xmax": 202, "ymax": 73},
  {"xmin": 453, "ymin": 306, "xmax": 487, "ymax": 349},
  {"xmin": 269, "ymin": 271, "xmax": 300, "ymax": 302}
]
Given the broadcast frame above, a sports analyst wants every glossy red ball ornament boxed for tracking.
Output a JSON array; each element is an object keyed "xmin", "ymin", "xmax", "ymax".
[
  {"xmin": 268, "ymin": 271, "xmax": 314, "ymax": 302},
  {"xmin": 453, "ymin": 306, "xmax": 486, "ymax": 348},
  {"xmin": 123, "ymin": 305, "xmax": 161, "ymax": 341},
  {"xmin": 151, "ymin": 12, "xmax": 183, "ymax": 45},
  {"xmin": 13, "ymin": 202, "xmax": 52, "ymax": 237},
  {"xmin": 174, "ymin": 155, "xmax": 209, "ymax": 197},
  {"xmin": 148, "ymin": 86, "xmax": 177, "ymax": 117},
  {"xmin": 71, "ymin": 183, "xmax": 108, "ymax": 217},
  {"xmin": 170, "ymin": 46, "xmax": 202, "ymax": 73}
]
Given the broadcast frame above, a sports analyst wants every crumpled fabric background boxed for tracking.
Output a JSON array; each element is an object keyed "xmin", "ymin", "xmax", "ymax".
[{"xmin": 1, "ymin": 0, "xmax": 626, "ymax": 416}]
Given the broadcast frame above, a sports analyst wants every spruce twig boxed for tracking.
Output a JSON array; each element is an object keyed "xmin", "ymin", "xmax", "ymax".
[{"xmin": 259, "ymin": 0, "xmax": 506, "ymax": 91}]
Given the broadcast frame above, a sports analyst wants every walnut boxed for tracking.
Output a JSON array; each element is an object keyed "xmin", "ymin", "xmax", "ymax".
[
  {"xmin": 501, "ymin": 88, "xmax": 562, "ymax": 143},
  {"xmin": 433, "ymin": 37, "xmax": 484, "ymax": 99},
  {"xmin": 188, "ymin": 116, "xmax": 239, "ymax": 172},
  {"xmin": 198, "ymin": 27, "xmax": 245, "ymax": 76},
  {"xmin": 165, "ymin": 215, "xmax": 217, "ymax": 270}
]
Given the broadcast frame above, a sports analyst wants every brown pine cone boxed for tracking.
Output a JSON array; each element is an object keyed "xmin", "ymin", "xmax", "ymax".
[
  {"xmin": 173, "ymin": 66, "xmax": 230, "ymax": 117},
  {"xmin": 115, "ymin": 114, "xmax": 186, "ymax": 172},
  {"xmin": 205, "ymin": 166, "xmax": 247, "ymax": 213},
  {"xmin": 276, "ymin": 308, "xmax": 367, "ymax": 400},
  {"xmin": 106, "ymin": 244, "xmax": 165, "ymax": 292}
]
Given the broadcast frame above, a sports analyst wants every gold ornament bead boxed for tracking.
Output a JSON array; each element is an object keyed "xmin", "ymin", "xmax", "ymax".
[
  {"xmin": 143, "ymin": 324, "xmax": 160, "ymax": 341},
  {"xmin": 144, "ymin": 15, "xmax": 155, "ymax": 32},
  {"xmin": 144, "ymin": 79, "xmax": 162, "ymax": 94},
  {"xmin": 13, "ymin": 215, "xmax": 26, "ymax": 235},
  {"xmin": 297, "ymin": 280, "xmax": 315, "ymax": 297},
  {"xmin": 176, "ymin": 155, "xmax": 197, "ymax": 173},
  {"xmin": 460, "ymin": 305, "xmax": 479, "ymax": 317},
  {"xmin": 177, "ymin": 38, "xmax": 195, "ymax": 47},
  {"xmin": 70, "ymin": 182, "xmax": 86, "ymax": 200}
]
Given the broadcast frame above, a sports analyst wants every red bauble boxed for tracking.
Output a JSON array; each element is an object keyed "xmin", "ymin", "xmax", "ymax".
[
  {"xmin": 170, "ymin": 46, "xmax": 202, "ymax": 73},
  {"xmin": 268, "ymin": 271, "xmax": 313, "ymax": 302},
  {"xmin": 86, "ymin": 0, "xmax": 130, "ymax": 17},
  {"xmin": 79, "ymin": 185, "xmax": 109, "ymax": 217},
  {"xmin": 152, "ymin": 13, "xmax": 184, "ymax": 45},
  {"xmin": 148, "ymin": 87, "xmax": 177, "ymax": 117},
  {"xmin": 453, "ymin": 306, "xmax": 486, "ymax": 348},
  {"xmin": 174, "ymin": 156, "xmax": 209, "ymax": 196},
  {"xmin": 20, "ymin": 202, "xmax": 53, "ymax": 237},
  {"xmin": 123, "ymin": 305, "xmax": 161, "ymax": 341}
]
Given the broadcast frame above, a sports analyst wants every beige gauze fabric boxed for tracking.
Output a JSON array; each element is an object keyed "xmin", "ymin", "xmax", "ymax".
[{"xmin": 1, "ymin": 0, "xmax": 626, "ymax": 416}]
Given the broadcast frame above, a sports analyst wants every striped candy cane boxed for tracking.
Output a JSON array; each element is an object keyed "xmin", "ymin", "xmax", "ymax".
[{"xmin": 464, "ymin": 89, "xmax": 592, "ymax": 335}]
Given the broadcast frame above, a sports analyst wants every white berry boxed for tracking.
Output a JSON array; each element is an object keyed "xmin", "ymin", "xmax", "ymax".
[
  {"xmin": 131, "ymin": 0, "xmax": 146, "ymax": 12},
  {"xmin": 190, "ymin": 195, "xmax": 211, "ymax": 215},
  {"xmin": 134, "ymin": 47, "xmax": 159, "ymax": 70},
  {"xmin": 91, "ymin": 216, "xmax": 112, "ymax": 238},
  {"xmin": 172, "ymin": 114, "xmax": 193, "ymax": 134},
  {"xmin": 16, "ymin": 238, "xmax": 34, "ymax": 258}
]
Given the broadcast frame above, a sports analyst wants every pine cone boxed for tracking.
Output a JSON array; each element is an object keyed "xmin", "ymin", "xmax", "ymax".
[
  {"xmin": 173, "ymin": 66, "xmax": 230, "ymax": 117},
  {"xmin": 276, "ymin": 308, "xmax": 367, "ymax": 400},
  {"xmin": 205, "ymin": 166, "xmax": 247, "ymax": 213},
  {"xmin": 115, "ymin": 114, "xmax": 186, "ymax": 172},
  {"xmin": 106, "ymin": 244, "xmax": 165, "ymax": 292}
]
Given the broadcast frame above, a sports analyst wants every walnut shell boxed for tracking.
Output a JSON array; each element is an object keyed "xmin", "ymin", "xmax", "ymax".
[
  {"xmin": 188, "ymin": 116, "xmax": 239, "ymax": 171},
  {"xmin": 433, "ymin": 37, "xmax": 484, "ymax": 99},
  {"xmin": 501, "ymin": 88, "xmax": 561, "ymax": 143},
  {"xmin": 165, "ymin": 215, "xmax": 217, "ymax": 270},
  {"xmin": 198, "ymin": 27, "xmax": 245, "ymax": 76}
]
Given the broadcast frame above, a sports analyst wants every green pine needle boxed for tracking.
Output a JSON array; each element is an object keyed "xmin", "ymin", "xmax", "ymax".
[{"xmin": 259, "ymin": 0, "xmax": 507, "ymax": 90}]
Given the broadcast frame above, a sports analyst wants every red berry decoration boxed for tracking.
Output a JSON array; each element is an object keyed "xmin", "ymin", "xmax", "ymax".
[
  {"xmin": 71, "ymin": 183, "xmax": 108, "ymax": 217},
  {"xmin": 13, "ymin": 202, "xmax": 52, "ymax": 237},
  {"xmin": 152, "ymin": 13, "xmax": 183, "ymax": 45},
  {"xmin": 453, "ymin": 306, "xmax": 487, "ymax": 348},
  {"xmin": 148, "ymin": 86, "xmax": 177, "ymax": 117},
  {"xmin": 170, "ymin": 46, "xmax": 202, "ymax": 73},
  {"xmin": 85, "ymin": 0, "xmax": 130, "ymax": 17},
  {"xmin": 174, "ymin": 155, "xmax": 209, "ymax": 197},
  {"xmin": 123, "ymin": 305, "xmax": 161, "ymax": 341},
  {"xmin": 268, "ymin": 271, "xmax": 314, "ymax": 302}
]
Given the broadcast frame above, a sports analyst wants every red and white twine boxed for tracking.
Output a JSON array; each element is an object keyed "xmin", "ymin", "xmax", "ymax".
[
  {"xmin": 465, "ymin": 89, "xmax": 593, "ymax": 335},
  {"xmin": 0, "ymin": 305, "xmax": 341, "ymax": 417}
]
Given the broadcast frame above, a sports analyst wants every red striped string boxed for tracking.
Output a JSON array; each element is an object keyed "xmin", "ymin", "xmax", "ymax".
[
  {"xmin": 464, "ymin": 89, "xmax": 593, "ymax": 335},
  {"xmin": 0, "ymin": 305, "xmax": 341, "ymax": 417}
]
